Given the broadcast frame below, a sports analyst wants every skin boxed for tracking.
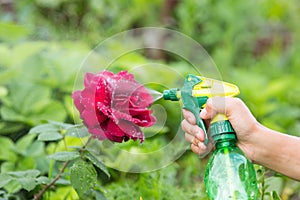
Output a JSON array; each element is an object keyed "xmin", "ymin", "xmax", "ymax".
[{"xmin": 182, "ymin": 97, "xmax": 300, "ymax": 181}]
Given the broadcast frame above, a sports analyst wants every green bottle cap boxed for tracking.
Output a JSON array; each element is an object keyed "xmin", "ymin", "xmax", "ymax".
[
  {"xmin": 212, "ymin": 133, "xmax": 237, "ymax": 142},
  {"xmin": 163, "ymin": 88, "xmax": 179, "ymax": 101},
  {"xmin": 210, "ymin": 120, "xmax": 235, "ymax": 140}
]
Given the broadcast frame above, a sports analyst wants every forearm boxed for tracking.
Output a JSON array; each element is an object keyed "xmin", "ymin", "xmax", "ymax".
[{"xmin": 253, "ymin": 124, "xmax": 300, "ymax": 181}]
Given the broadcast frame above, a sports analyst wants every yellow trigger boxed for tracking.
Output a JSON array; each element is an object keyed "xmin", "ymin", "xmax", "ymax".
[{"xmin": 192, "ymin": 76, "xmax": 240, "ymax": 98}]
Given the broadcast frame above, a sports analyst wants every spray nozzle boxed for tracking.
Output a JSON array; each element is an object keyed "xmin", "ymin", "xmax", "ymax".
[
  {"xmin": 163, "ymin": 74, "xmax": 240, "ymax": 145},
  {"xmin": 163, "ymin": 88, "xmax": 180, "ymax": 101}
]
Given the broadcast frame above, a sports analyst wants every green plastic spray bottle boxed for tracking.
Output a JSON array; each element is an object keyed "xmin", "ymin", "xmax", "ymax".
[{"xmin": 163, "ymin": 74, "xmax": 258, "ymax": 200}]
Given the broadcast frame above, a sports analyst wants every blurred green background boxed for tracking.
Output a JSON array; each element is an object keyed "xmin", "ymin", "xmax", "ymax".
[{"xmin": 0, "ymin": 0, "xmax": 300, "ymax": 199}]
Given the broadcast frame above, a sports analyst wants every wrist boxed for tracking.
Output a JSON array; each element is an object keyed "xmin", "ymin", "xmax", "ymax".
[
  {"xmin": 250, "ymin": 123, "xmax": 279, "ymax": 165},
  {"xmin": 240, "ymin": 121, "xmax": 264, "ymax": 164}
]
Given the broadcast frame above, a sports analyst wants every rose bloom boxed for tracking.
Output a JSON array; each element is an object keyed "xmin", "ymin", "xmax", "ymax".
[{"xmin": 72, "ymin": 70, "xmax": 156, "ymax": 143}]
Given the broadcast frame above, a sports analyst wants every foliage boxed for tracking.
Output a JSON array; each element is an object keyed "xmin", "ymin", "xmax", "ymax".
[{"xmin": 1, "ymin": 0, "xmax": 300, "ymax": 199}]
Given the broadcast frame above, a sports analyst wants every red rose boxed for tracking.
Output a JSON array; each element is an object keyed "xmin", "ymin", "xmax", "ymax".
[{"xmin": 72, "ymin": 70, "xmax": 156, "ymax": 143}]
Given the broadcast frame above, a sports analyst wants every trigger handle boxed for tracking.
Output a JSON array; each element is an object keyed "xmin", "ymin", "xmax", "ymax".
[{"xmin": 181, "ymin": 75, "xmax": 209, "ymax": 145}]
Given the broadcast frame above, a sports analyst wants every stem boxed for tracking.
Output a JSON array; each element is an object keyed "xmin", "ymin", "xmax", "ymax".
[
  {"xmin": 34, "ymin": 136, "xmax": 93, "ymax": 200},
  {"xmin": 82, "ymin": 136, "xmax": 93, "ymax": 149},
  {"xmin": 33, "ymin": 161, "xmax": 70, "ymax": 200}
]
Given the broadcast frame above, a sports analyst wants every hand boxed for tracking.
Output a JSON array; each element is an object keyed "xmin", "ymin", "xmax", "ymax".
[{"xmin": 181, "ymin": 97, "xmax": 259, "ymax": 160}]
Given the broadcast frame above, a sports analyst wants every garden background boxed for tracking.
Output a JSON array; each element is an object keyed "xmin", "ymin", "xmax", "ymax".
[{"xmin": 0, "ymin": 0, "xmax": 300, "ymax": 199}]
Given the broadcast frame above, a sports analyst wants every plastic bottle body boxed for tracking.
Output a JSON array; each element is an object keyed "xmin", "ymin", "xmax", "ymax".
[{"xmin": 204, "ymin": 137, "xmax": 258, "ymax": 200}]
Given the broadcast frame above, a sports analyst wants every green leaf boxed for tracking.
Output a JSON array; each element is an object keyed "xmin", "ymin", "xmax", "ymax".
[
  {"xmin": 0, "ymin": 106, "xmax": 27, "ymax": 122},
  {"xmin": 5, "ymin": 81, "xmax": 51, "ymax": 115},
  {"xmin": 16, "ymin": 157, "xmax": 36, "ymax": 171},
  {"xmin": 0, "ymin": 162, "xmax": 15, "ymax": 173},
  {"xmin": 0, "ymin": 173, "xmax": 12, "ymax": 188},
  {"xmin": 26, "ymin": 141, "xmax": 46, "ymax": 157},
  {"xmin": 7, "ymin": 169, "xmax": 40, "ymax": 178},
  {"xmin": 48, "ymin": 151, "xmax": 80, "ymax": 162},
  {"xmin": 70, "ymin": 159, "xmax": 98, "ymax": 199},
  {"xmin": 37, "ymin": 131, "xmax": 63, "ymax": 141},
  {"xmin": 2, "ymin": 81, "xmax": 67, "ymax": 125},
  {"xmin": 36, "ymin": 176, "xmax": 51, "ymax": 185},
  {"xmin": 55, "ymin": 178, "xmax": 70, "ymax": 185},
  {"xmin": 29, "ymin": 123, "xmax": 58, "ymax": 134},
  {"xmin": 84, "ymin": 151, "xmax": 110, "ymax": 178},
  {"xmin": 48, "ymin": 121, "xmax": 74, "ymax": 130},
  {"xmin": 30, "ymin": 122, "xmax": 75, "ymax": 140},
  {"xmin": 0, "ymin": 137, "xmax": 17, "ymax": 162},
  {"xmin": 15, "ymin": 134, "xmax": 36, "ymax": 155},
  {"xmin": 29, "ymin": 101, "xmax": 67, "ymax": 125},
  {"xmin": 3, "ymin": 179, "xmax": 21, "ymax": 194},
  {"xmin": 18, "ymin": 177, "xmax": 36, "ymax": 191},
  {"xmin": 65, "ymin": 124, "xmax": 90, "ymax": 138}
]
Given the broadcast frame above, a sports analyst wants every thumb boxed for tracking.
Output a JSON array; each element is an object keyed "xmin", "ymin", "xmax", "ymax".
[{"xmin": 200, "ymin": 97, "xmax": 228, "ymax": 119}]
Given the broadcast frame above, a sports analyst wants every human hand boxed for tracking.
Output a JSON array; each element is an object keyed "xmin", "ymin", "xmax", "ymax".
[{"xmin": 181, "ymin": 97, "xmax": 259, "ymax": 160}]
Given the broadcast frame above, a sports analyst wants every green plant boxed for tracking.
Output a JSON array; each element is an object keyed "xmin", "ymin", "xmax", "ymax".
[{"xmin": 0, "ymin": 121, "xmax": 110, "ymax": 200}]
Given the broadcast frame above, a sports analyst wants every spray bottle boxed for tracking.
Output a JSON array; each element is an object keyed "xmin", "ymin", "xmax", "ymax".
[{"xmin": 163, "ymin": 74, "xmax": 258, "ymax": 200}]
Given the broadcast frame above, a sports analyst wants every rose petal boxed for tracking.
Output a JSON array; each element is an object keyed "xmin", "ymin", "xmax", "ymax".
[
  {"xmin": 118, "ymin": 120, "xmax": 144, "ymax": 142},
  {"xmin": 72, "ymin": 91, "xmax": 84, "ymax": 112},
  {"xmin": 72, "ymin": 70, "xmax": 156, "ymax": 143}
]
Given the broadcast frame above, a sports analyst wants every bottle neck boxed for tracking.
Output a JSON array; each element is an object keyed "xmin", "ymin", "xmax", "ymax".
[{"xmin": 214, "ymin": 134, "xmax": 237, "ymax": 149}]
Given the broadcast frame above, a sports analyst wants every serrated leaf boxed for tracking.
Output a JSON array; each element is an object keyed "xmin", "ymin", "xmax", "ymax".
[
  {"xmin": 4, "ymin": 179, "xmax": 21, "ymax": 194},
  {"xmin": 70, "ymin": 159, "xmax": 98, "ymax": 199},
  {"xmin": 37, "ymin": 131, "xmax": 63, "ymax": 141},
  {"xmin": 18, "ymin": 177, "xmax": 36, "ymax": 191},
  {"xmin": 48, "ymin": 121, "xmax": 74, "ymax": 130},
  {"xmin": 48, "ymin": 151, "xmax": 79, "ymax": 162},
  {"xmin": 65, "ymin": 124, "xmax": 89, "ymax": 138},
  {"xmin": 0, "ymin": 173, "xmax": 12, "ymax": 188},
  {"xmin": 7, "ymin": 169, "xmax": 40, "ymax": 178},
  {"xmin": 84, "ymin": 151, "xmax": 110, "ymax": 178},
  {"xmin": 29, "ymin": 123, "xmax": 58, "ymax": 134},
  {"xmin": 36, "ymin": 176, "xmax": 50, "ymax": 185},
  {"xmin": 55, "ymin": 178, "xmax": 70, "ymax": 185}
]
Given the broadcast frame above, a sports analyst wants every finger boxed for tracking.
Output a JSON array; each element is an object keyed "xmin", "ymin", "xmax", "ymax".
[
  {"xmin": 191, "ymin": 143, "xmax": 209, "ymax": 157},
  {"xmin": 191, "ymin": 143, "xmax": 202, "ymax": 155},
  {"xmin": 182, "ymin": 120, "xmax": 205, "ymax": 141},
  {"xmin": 200, "ymin": 97, "xmax": 225, "ymax": 119},
  {"xmin": 186, "ymin": 134, "xmax": 204, "ymax": 147},
  {"xmin": 182, "ymin": 109, "xmax": 196, "ymax": 125}
]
